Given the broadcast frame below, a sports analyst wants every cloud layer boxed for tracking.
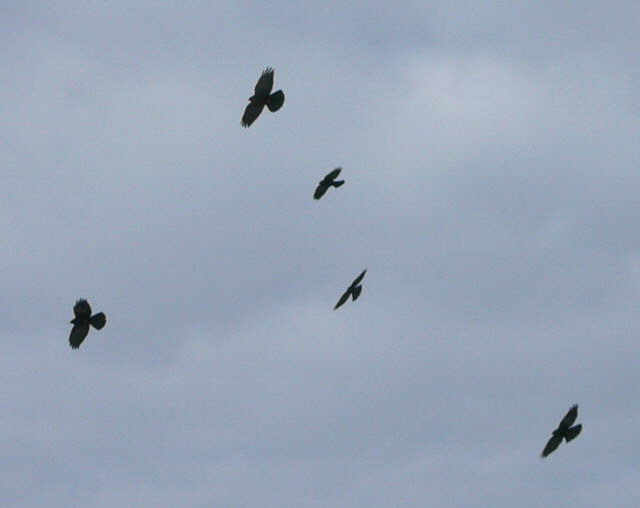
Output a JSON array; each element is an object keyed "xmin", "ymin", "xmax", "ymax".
[{"xmin": 2, "ymin": 2, "xmax": 639, "ymax": 507}]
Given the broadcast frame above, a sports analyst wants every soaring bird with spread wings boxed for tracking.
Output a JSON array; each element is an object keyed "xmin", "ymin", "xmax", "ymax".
[
  {"xmin": 69, "ymin": 299, "xmax": 107, "ymax": 349},
  {"xmin": 541, "ymin": 404, "xmax": 583, "ymax": 457},
  {"xmin": 334, "ymin": 269, "xmax": 367, "ymax": 310},
  {"xmin": 241, "ymin": 67, "xmax": 285, "ymax": 127},
  {"xmin": 314, "ymin": 167, "xmax": 345, "ymax": 200}
]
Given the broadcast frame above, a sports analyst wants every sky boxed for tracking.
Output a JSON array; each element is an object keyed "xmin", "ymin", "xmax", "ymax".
[{"xmin": 1, "ymin": 1, "xmax": 640, "ymax": 506}]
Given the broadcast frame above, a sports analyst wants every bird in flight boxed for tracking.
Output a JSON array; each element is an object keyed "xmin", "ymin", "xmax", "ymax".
[
  {"xmin": 241, "ymin": 67, "xmax": 285, "ymax": 127},
  {"xmin": 541, "ymin": 404, "xmax": 583, "ymax": 457},
  {"xmin": 69, "ymin": 299, "xmax": 107, "ymax": 349},
  {"xmin": 314, "ymin": 167, "xmax": 345, "ymax": 200},
  {"xmin": 334, "ymin": 269, "xmax": 367, "ymax": 310}
]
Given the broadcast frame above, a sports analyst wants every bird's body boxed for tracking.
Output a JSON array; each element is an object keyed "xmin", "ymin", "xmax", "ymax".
[
  {"xmin": 314, "ymin": 167, "xmax": 345, "ymax": 200},
  {"xmin": 334, "ymin": 269, "xmax": 367, "ymax": 310},
  {"xmin": 69, "ymin": 299, "xmax": 106, "ymax": 349},
  {"xmin": 541, "ymin": 404, "xmax": 582, "ymax": 457},
  {"xmin": 241, "ymin": 67, "xmax": 285, "ymax": 127}
]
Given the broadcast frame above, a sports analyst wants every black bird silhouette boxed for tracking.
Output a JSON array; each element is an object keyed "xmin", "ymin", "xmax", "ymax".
[
  {"xmin": 314, "ymin": 167, "xmax": 345, "ymax": 200},
  {"xmin": 241, "ymin": 67, "xmax": 285, "ymax": 127},
  {"xmin": 541, "ymin": 404, "xmax": 583, "ymax": 457},
  {"xmin": 69, "ymin": 299, "xmax": 106, "ymax": 349},
  {"xmin": 334, "ymin": 269, "xmax": 367, "ymax": 310}
]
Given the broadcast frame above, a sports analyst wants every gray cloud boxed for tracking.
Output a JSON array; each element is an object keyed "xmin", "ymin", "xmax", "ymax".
[{"xmin": 2, "ymin": 2, "xmax": 640, "ymax": 507}]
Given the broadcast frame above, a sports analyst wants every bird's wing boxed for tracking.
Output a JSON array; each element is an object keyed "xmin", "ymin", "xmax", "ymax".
[
  {"xmin": 334, "ymin": 289, "xmax": 351, "ymax": 310},
  {"xmin": 351, "ymin": 269, "xmax": 367, "ymax": 287},
  {"xmin": 314, "ymin": 182, "xmax": 328, "ymax": 200},
  {"xmin": 559, "ymin": 405, "xmax": 578, "ymax": 430},
  {"xmin": 241, "ymin": 102, "xmax": 265, "ymax": 127},
  {"xmin": 541, "ymin": 434, "xmax": 563, "ymax": 457},
  {"xmin": 254, "ymin": 67, "xmax": 274, "ymax": 95},
  {"xmin": 326, "ymin": 167, "xmax": 342, "ymax": 181},
  {"xmin": 69, "ymin": 323, "xmax": 90, "ymax": 349},
  {"xmin": 90, "ymin": 312, "xmax": 107, "ymax": 330},
  {"xmin": 565, "ymin": 424, "xmax": 582, "ymax": 442},
  {"xmin": 266, "ymin": 90, "xmax": 285, "ymax": 112},
  {"xmin": 73, "ymin": 299, "xmax": 91, "ymax": 318}
]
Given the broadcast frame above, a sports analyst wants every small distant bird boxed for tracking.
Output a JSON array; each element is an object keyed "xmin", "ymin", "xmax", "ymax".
[
  {"xmin": 314, "ymin": 167, "xmax": 345, "ymax": 200},
  {"xmin": 541, "ymin": 404, "xmax": 583, "ymax": 458},
  {"xmin": 69, "ymin": 299, "xmax": 106, "ymax": 349},
  {"xmin": 334, "ymin": 269, "xmax": 367, "ymax": 310},
  {"xmin": 241, "ymin": 67, "xmax": 285, "ymax": 127}
]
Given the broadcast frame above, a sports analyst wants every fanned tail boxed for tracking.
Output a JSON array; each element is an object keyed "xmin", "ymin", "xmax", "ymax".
[
  {"xmin": 266, "ymin": 90, "xmax": 285, "ymax": 112},
  {"xmin": 90, "ymin": 312, "xmax": 107, "ymax": 330},
  {"xmin": 565, "ymin": 424, "xmax": 582, "ymax": 442}
]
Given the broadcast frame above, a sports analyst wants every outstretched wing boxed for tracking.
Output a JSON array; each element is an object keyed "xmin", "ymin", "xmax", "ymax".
[
  {"xmin": 325, "ymin": 167, "xmax": 342, "ymax": 181},
  {"xmin": 254, "ymin": 67, "xmax": 274, "ymax": 95},
  {"xmin": 73, "ymin": 299, "xmax": 91, "ymax": 319},
  {"xmin": 90, "ymin": 312, "xmax": 107, "ymax": 330},
  {"xmin": 69, "ymin": 323, "xmax": 90, "ymax": 349},
  {"xmin": 541, "ymin": 434, "xmax": 563, "ymax": 458},
  {"xmin": 558, "ymin": 405, "xmax": 578, "ymax": 430},
  {"xmin": 334, "ymin": 288, "xmax": 351, "ymax": 310},
  {"xmin": 266, "ymin": 90, "xmax": 285, "ymax": 112},
  {"xmin": 565, "ymin": 424, "xmax": 582, "ymax": 442},
  {"xmin": 314, "ymin": 182, "xmax": 328, "ymax": 200},
  {"xmin": 241, "ymin": 102, "xmax": 265, "ymax": 128},
  {"xmin": 351, "ymin": 269, "xmax": 367, "ymax": 287}
]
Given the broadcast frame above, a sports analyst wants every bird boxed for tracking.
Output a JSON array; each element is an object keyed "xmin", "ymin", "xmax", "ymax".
[
  {"xmin": 334, "ymin": 269, "xmax": 367, "ymax": 310},
  {"xmin": 314, "ymin": 167, "xmax": 345, "ymax": 200},
  {"xmin": 69, "ymin": 299, "xmax": 107, "ymax": 349},
  {"xmin": 541, "ymin": 404, "xmax": 583, "ymax": 457},
  {"xmin": 241, "ymin": 67, "xmax": 285, "ymax": 127}
]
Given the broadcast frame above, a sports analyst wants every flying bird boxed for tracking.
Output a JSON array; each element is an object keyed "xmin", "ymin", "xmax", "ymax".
[
  {"xmin": 541, "ymin": 404, "xmax": 583, "ymax": 458},
  {"xmin": 334, "ymin": 269, "xmax": 367, "ymax": 310},
  {"xmin": 314, "ymin": 167, "xmax": 345, "ymax": 200},
  {"xmin": 69, "ymin": 299, "xmax": 107, "ymax": 349},
  {"xmin": 241, "ymin": 67, "xmax": 285, "ymax": 127}
]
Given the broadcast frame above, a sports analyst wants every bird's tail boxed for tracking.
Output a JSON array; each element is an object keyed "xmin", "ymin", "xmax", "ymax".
[
  {"xmin": 90, "ymin": 312, "xmax": 107, "ymax": 330},
  {"xmin": 332, "ymin": 180, "xmax": 345, "ymax": 188},
  {"xmin": 266, "ymin": 90, "xmax": 285, "ymax": 112},
  {"xmin": 565, "ymin": 424, "xmax": 582, "ymax": 442},
  {"xmin": 351, "ymin": 285, "xmax": 362, "ymax": 301}
]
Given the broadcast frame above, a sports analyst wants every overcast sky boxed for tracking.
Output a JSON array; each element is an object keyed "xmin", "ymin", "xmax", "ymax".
[{"xmin": 2, "ymin": 2, "xmax": 640, "ymax": 507}]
